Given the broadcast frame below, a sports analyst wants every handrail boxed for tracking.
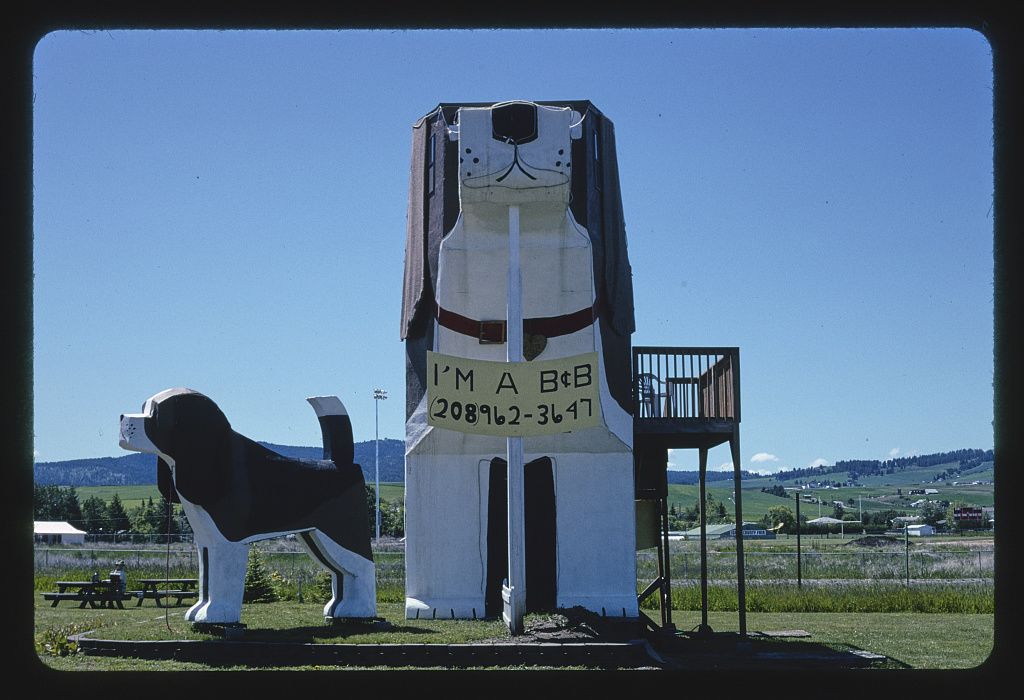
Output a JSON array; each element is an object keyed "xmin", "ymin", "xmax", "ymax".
[{"xmin": 632, "ymin": 347, "xmax": 741, "ymax": 422}]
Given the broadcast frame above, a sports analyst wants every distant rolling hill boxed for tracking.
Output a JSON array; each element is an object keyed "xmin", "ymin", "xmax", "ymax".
[
  {"xmin": 33, "ymin": 439, "xmax": 406, "ymax": 487},
  {"xmin": 35, "ymin": 443, "xmax": 992, "ymax": 492},
  {"xmin": 666, "ymin": 470, "xmax": 762, "ymax": 484}
]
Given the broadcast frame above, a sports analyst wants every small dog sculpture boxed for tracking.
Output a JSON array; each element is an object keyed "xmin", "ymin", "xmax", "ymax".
[{"xmin": 119, "ymin": 388, "xmax": 375, "ymax": 624}]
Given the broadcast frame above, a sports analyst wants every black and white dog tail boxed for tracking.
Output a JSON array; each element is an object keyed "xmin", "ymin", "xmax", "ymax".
[{"xmin": 306, "ymin": 396, "xmax": 354, "ymax": 467}]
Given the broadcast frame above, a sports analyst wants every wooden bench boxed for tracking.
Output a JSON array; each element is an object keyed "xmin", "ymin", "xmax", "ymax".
[
  {"xmin": 43, "ymin": 591, "xmax": 85, "ymax": 605},
  {"xmin": 44, "ymin": 581, "xmax": 132, "ymax": 609},
  {"xmin": 131, "ymin": 589, "xmax": 199, "ymax": 607},
  {"xmin": 43, "ymin": 591, "xmax": 133, "ymax": 608},
  {"xmin": 134, "ymin": 578, "xmax": 199, "ymax": 607}
]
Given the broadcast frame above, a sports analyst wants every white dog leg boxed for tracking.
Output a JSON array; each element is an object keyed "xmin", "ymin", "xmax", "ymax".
[
  {"xmin": 299, "ymin": 530, "xmax": 377, "ymax": 619},
  {"xmin": 185, "ymin": 540, "xmax": 248, "ymax": 624}
]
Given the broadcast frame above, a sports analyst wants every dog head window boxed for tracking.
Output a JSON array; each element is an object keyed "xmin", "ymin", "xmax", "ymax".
[{"xmin": 456, "ymin": 101, "xmax": 581, "ymax": 205}]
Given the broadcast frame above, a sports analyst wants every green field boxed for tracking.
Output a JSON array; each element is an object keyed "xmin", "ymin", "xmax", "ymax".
[
  {"xmin": 376, "ymin": 483, "xmax": 405, "ymax": 505},
  {"xmin": 72, "ymin": 464, "xmax": 992, "ymax": 526},
  {"xmin": 663, "ymin": 485, "xmax": 992, "ymax": 523},
  {"xmin": 73, "ymin": 485, "xmax": 162, "ymax": 510},
  {"xmin": 76, "ymin": 482, "xmax": 407, "ymax": 511}
]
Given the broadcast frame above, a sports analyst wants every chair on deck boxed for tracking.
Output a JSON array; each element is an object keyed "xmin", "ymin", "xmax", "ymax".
[{"xmin": 637, "ymin": 373, "xmax": 663, "ymax": 418}]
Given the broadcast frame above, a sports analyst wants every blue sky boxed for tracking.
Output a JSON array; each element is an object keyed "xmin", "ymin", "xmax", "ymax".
[{"xmin": 32, "ymin": 28, "xmax": 994, "ymax": 473}]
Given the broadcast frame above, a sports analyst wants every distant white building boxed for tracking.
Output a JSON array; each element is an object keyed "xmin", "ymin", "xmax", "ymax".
[
  {"xmin": 34, "ymin": 521, "xmax": 86, "ymax": 545},
  {"xmin": 806, "ymin": 516, "xmax": 844, "ymax": 526},
  {"xmin": 907, "ymin": 524, "xmax": 935, "ymax": 537},
  {"xmin": 680, "ymin": 522, "xmax": 776, "ymax": 540}
]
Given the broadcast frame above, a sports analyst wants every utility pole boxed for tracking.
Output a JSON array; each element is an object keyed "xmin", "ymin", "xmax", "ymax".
[
  {"xmin": 905, "ymin": 522, "xmax": 911, "ymax": 586},
  {"xmin": 373, "ymin": 388, "xmax": 388, "ymax": 541},
  {"xmin": 795, "ymin": 490, "xmax": 802, "ymax": 588}
]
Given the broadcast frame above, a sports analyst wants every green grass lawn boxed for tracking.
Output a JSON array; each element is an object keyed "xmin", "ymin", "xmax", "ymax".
[
  {"xmin": 673, "ymin": 611, "xmax": 994, "ymax": 669},
  {"xmin": 33, "ymin": 598, "xmax": 994, "ymax": 671},
  {"xmin": 34, "ymin": 601, "xmax": 506, "ymax": 645}
]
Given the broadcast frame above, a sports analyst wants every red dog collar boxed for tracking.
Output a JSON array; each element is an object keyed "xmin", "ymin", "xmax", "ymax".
[{"xmin": 434, "ymin": 298, "xmax": 601, "ymax": 345}]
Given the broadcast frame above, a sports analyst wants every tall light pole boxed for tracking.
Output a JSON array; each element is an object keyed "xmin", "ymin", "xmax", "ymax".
[{"xmin": 373, "ymin": 388, "xmax": 388, "ymax": 541}]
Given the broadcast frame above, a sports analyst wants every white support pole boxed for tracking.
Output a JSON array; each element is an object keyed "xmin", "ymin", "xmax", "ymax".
[
  {"xmin": 503, "ymin": 204, "xmax": 526, "ymax": 635},
  {"xmin": 375, "ymin": 397, "xmax": 380, "ymax": 541}
]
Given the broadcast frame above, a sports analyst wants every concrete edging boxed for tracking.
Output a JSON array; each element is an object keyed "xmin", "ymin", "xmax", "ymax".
[{"xmin": 75, "ymin": 636, "xmax": 654, "ymax": 668}]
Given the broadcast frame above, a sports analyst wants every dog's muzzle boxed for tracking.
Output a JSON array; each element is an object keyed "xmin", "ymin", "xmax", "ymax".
[{"xmin": 119, "ymin": 412, "xmax": 158, "ymax": 454}]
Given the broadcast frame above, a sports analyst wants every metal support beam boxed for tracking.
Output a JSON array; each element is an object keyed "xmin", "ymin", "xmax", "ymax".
[
  {"xmin": 698, "ymin": 446, "xmax": 711, "ymax": 636},
  {"xmin": 653, "ymin": 492, "xmax": 667, "ymax": 627},
  {"xmin": 730, "ymin": 428, "xmax": 747, "ymax": 636},
  {"xmin": 652, "ymin": 446, "xmax": 674, "ymax": 631},
  {"xmin": 660, "ymin": 491, "xmax": 673, "ymax": 630}
]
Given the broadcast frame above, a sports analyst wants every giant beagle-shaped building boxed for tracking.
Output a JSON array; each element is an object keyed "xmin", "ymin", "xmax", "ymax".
[
  {"xmin": 400, "ymin": 101, "xmax": 637, "ymax": 620},
  {"xmin": 119, "ymin": 388, "xmax": 376, "ymax": 624}
]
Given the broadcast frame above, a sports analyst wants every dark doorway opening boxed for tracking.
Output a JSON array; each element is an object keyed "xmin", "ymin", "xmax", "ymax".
[{"xmin": 485, "ymin": 456, "xmax": 557, "ymax": 617}]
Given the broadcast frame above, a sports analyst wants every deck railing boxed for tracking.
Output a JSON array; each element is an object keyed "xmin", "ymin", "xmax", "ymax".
[{"xmin": 633, "ymin": 347, "xmax": 740, "ymax": 422}]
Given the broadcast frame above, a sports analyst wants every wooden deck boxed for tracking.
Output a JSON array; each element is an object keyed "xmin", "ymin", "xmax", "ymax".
[
  {"xmin": 632, "ymin": 346, "xmax": 746, "ymax": 636},
  {"xmin": 633, "ymin": 346, "xmax": 739, "ymax": 438}
]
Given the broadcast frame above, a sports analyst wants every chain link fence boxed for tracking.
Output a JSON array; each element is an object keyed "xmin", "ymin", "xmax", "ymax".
[
  {"xmin": 36, "ymin": 539, "xmax": 993, "ymax": 597},
  {"xmin": 635, "ymin": 547, "xmax": 995, "ymax": 583}
]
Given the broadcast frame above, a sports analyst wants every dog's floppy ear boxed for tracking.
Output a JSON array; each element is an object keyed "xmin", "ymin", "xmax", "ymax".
[
  {"xmin": 161, "ymin": 394, "xmax": 231, "ymax": 506},
  {"xmin": 157, "ymin": 457, "xmax": 180, "ymax": 504}
]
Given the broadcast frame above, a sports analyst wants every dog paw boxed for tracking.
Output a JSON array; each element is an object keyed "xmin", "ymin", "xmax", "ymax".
[
  {"xmin": 188, "ymin": 601, "xmax": 241, "ymax": 625},
  {"xmin": 325, "ymin": 597, "xmax": 377, "ymax": 619},
  {"xmin": 184, "ymin": 600, "xmax": 206, "ymax": 622}
]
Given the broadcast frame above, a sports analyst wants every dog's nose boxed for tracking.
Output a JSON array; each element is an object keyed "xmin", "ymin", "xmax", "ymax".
[{"xmin": 492, "ymin": 102, "xmax": 537, "ymax": 145}]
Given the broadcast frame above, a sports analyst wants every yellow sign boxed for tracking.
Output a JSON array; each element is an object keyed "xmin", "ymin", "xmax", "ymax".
[{"xmin": 426, "ymin": 351, "xmax": 603, "ymax": 436}]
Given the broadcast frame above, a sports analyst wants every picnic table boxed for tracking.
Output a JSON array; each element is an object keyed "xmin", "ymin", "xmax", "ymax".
[
  {"xmin": 44, "ymin": 580, "xmax": 132, "ymax": 609},
  {"xmin": 132, "ymin": 578, "xmax": 199, "ymax": 607}
]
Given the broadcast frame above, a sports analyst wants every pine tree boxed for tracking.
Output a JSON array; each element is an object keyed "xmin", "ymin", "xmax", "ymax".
[
  {"xmin": 106, "ymin": 493, "xmax": 131, "ymax": 533},
  {"xmin": 243, "ymin": 545, "xmax": 278, "ymax": 603},
  {"xmin": 34, "ymin": 484, "xmax": 70, "ymax": 520},
  {"xmin": 156, "ymin": 494, "xmax": 180, "ymax": 535},
  {"xmin": 365, "ymin": 484, "xmax": 377, "ymax": 533},
  {"xmin": 62, "ymin": 487, "xmax": 83, "ymax": 529},
  {"xmin": 81, "ymin": 496, "xmax": 106, "ymax": 533},
  {"xmin": 129, "ymin": 501, "xmax": 156, "ymax": 534}
]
